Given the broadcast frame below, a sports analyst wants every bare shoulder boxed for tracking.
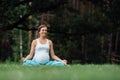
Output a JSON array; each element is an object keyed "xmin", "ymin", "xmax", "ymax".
[
  {"xmin": 48, "ymin": 39, "xmax": 53, "ymax": 45},
  {"xmin": 31, "ymin": 39, "xmax": 37, "ymax": 46}
]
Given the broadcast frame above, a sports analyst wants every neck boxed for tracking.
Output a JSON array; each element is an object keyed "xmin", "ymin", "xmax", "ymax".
[{"xmin": 39, "ymin": 36, "xmax": 46, "ymax": 40}]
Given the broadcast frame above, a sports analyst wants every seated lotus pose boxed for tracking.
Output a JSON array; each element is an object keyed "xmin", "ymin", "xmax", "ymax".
[{"xmin": 22, "ymin": 25, "xmax": 67, "ymax": 66}]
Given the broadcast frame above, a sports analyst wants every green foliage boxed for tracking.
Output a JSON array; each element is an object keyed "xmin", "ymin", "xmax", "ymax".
[
  {"xmin": 0, "ymin": 30, "xmax": 13, "ymax": 62},
  {"xmin": 11, "ymin": 29, "xmax": 30, "ymax": 61}
]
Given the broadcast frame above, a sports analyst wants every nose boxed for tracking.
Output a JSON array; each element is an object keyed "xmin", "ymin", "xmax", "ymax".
[
  {"xmin": 44, "ymin": 30, "xmax": 46, "ymax": 32},
  {"xmin": 42, "ymin": 30, "xmax": 47, "ymax": 33}
]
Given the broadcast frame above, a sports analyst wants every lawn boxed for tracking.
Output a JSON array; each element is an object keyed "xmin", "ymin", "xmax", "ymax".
[{"xmin": 0, "ymin": 63, "xmax": 120, "ymax": 80}]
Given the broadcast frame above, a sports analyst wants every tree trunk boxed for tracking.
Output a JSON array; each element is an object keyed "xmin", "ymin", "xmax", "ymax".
[
  {"xmin": 76, "ymin": 0, "xmax": 79, "ymax": 10},
  {"xmin": 72, "ymin": 0, "xmax": 76, "ymax": 8},
  {"xmin": 35, "ymin": 30, "xmax": 38, "ymax": 39},
  {"xmin": 88, "ymin": 1, "xmax": 92, "ymax": 14},
  {"xmin": 111, "ymin": 32, "xmax": 119, "ymax": 64},
  {"xmin": 20, "ymin": 30, "xmax": 23, "ymax": 59},
  {"xmin": 81, "ymin": 35, "xmax": 86, "ymax": 64},
  {"xmin": 101, "ymin": 35, "xmax": 104, "ymax": 54},
  {"xmin": 115, "ymin": 32, "xmax": 119, "ymax": 54},
  {"xmin": 107, "ymin": 33, "xmax": 112, "ymax": 63},
  {"xmin": 28, "ymin": 30, "xmax": 32, "ymax": 49}
]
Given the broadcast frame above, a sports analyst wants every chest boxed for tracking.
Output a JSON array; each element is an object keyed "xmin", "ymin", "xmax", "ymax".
[{"xmin": 35, "ymin": 43, "xmax": 50, "ymax": 51}]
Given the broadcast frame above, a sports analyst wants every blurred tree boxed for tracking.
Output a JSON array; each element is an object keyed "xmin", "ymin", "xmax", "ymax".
[
  {"xmin": 0, "ymin": 0, "xmax": 68, "ymax": 62},
  {"xmin": 0, "ymin": 0, "xmax": 119, "ymax": 64}
]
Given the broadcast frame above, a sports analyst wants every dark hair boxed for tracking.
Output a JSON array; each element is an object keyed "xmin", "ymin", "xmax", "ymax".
[{"xmin": 38, "ymin": 24, "xmax": 47, "ymax": 32}]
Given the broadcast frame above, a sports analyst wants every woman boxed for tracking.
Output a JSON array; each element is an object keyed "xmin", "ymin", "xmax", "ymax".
[{"xmin": 22, "ymin": 25, "xmax": 67, "ymax": 66}]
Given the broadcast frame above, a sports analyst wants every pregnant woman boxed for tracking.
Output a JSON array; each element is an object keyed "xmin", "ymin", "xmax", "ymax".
[{"xmin": 22, "ymin": 25, "xmax": 67, "ymax": 66}]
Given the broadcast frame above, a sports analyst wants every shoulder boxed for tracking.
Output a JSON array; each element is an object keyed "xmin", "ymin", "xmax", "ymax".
[
  {"xmin": 31, "ymin": 39, "xmax": 37, "ymax": 46},
  {"xmin": 48, "ymin": 39, "xmax": 53, "ymax": 45}
]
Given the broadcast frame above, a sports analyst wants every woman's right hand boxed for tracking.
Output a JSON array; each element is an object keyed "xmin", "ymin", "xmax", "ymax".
[{"xmin": 21, "ymin": 57, "xmax": 26, "ymax": 62}]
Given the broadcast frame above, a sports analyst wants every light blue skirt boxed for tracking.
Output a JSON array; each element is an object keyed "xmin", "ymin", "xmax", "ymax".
[{"xmin": 23, "ymin": 60, "xmax": 64, "ymax": 66}]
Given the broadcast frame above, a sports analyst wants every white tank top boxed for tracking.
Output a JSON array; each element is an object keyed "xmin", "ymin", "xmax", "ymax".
[{"xmin": 32, "ymin": 39, "xmax": 50, "ymax": 64}]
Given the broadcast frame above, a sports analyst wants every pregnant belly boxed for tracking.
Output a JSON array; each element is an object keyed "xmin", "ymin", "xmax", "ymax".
[{"xmin": 32, "ymin": 53, "xmax": 50, "ymax": 64}]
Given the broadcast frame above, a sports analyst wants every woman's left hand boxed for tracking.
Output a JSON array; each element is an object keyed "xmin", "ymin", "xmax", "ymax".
[{"xmin": 62, "ymin": 59, "xmax": 67, "ymax": 65}]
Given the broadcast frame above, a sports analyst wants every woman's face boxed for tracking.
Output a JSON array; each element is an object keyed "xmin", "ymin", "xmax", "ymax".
[{"xmin": 39, "ymin": 27, "xmax": 47, "ymax": 37}]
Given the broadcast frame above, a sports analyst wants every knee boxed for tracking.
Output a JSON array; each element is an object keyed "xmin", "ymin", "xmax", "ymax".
[{"xmin": 52, "ymin": 61, "xmax": 65, "ymax": 66}]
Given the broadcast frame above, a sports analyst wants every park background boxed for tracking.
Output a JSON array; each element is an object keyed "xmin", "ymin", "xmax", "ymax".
[{"xmin": 0, "ymin": 0, "xmax": 120, "ymax": 64}]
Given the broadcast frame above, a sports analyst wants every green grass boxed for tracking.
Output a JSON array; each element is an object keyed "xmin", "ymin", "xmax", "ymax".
[{"xmin": 0, "ymin": 63, "xmax": 120, "ymax": 80}]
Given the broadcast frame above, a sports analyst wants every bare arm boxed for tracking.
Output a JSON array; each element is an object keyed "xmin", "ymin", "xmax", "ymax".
[
  {"xmin": 22, "ymin": 40, "xmax": 36, "ymax": 62},
  {"xmin": 49, "ymin": 40, "xmax": 67, "ymax": 65}
]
